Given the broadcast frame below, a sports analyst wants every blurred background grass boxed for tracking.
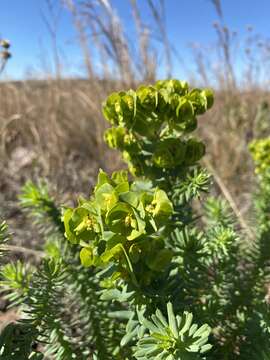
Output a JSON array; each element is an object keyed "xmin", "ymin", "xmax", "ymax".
[{"xmin": 1, "ymin": 0, "xmax": 270, "ymax": 252}]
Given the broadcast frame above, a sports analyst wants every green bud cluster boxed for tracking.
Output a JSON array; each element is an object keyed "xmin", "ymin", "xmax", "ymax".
[
  {"xmin": 63, "ymin": 170, "xmax": 173, "ymax": 287},
  {"xmin": 249, "ymin": 138, "xmax": 270, "ymax": 175},
  {"xmin": 103, "ymin": 79, "xmax": 213, "ymax": 176}
]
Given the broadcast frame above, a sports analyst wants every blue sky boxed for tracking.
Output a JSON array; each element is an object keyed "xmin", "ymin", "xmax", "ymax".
[{"xmin": 1, "ymin": 0, "xmax": 270, "ymax": 79}]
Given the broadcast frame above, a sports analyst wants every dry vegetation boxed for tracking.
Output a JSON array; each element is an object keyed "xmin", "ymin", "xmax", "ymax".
[{"xmin": 1, "ymin": 0, "xmax": 270, "ymax": 250}]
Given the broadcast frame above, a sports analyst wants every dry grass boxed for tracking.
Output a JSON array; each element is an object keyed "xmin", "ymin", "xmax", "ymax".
[{"xmin": 0, "ymin": 80, "xmax": 105, "ymax": 193}]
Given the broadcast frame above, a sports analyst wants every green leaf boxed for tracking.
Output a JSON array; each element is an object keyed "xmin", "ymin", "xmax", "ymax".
[
  {"xmin": 63, "ymin": 208, "xmax": 77, "ymax": 244},
  {"xmin": 94, "ymin": 169, "xmax": 111, "ymax": 191},
  {"xmin": 80, "ymin": 247, "xmax": 94, "ymax": 267},
  {"xmin": 101, "ymin": 244, "xmax": 122, "ymax": 263},
  {"xmin": 119, "ymin": 191, "xmax": 140, "ymax": 208},
  {"xmin": 167, "ymin": 302, "xmax": 178, "ymax": 338},
  {"xmin": 152, "ymin": 189, "xmax": 173, "ymax": 219}
]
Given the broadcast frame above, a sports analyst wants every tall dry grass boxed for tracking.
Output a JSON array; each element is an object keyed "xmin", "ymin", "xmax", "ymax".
[{"xmin": 1, "ymin": 0, "xmax": 270, "ymax": 245}]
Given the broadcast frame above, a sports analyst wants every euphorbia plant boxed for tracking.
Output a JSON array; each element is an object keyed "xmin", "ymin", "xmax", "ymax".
[
  {"xmin": 63, "ymin": 80, "xmax": 213, "ymax": 294},
  {"xmin": 61, "ymin": 79, "xmax": 214, "ymax": 358},
  {"xmin": 2, "ymin": 79, "xmax": 270, "ymax": 359}
]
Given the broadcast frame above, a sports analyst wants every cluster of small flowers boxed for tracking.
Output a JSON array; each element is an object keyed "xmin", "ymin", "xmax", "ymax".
[
  {"xmin": 249, "ymin": 138, "xmax": 270, "ymax": 176},
  {"xmin": 102, "ymin": 79, "xmax": 213, "ymax": 176},
  {"xmin": 63, "ymin": 170, "xmax": 173, "ymax": 287}
]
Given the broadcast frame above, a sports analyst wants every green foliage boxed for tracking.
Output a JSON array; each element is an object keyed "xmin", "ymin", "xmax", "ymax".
[
  {"xmin": 171, "ymin": 168, "xmax": 210, "ymax": 205},
  {"xmin": 0, "ymin": 222, "xmax": 41, "ymax": 359},
  {"xmin": 0, "ymin": 261, "xmax": 34, "ymax": 307},
  {"xmin": 23, "ymin": 259, "xmax": 80, "ymax": 359},
  {"xmin": 0, "ymin": 220, "xmax": 10, "ymax": 259},
  {"xmin": 19, "ymin": 180, "xmax": 64, "ymax": 236},
  {"xmin": 134, "ymin": 303, "xmax": 212, "ymax": 360},
  {"xmin": 204, "ymin": 197, "xmax": 234, "ymax": 227},
  {"xmin": 0, "ymin": 322, "xmax": 42, "ymax": 360},
  {"xmin": 3, "ymin": 79, "xmax": 270, "ymax": 359}
]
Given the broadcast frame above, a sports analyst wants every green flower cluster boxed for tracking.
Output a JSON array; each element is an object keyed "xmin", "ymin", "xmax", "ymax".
[
  {"xmin": 103, "ymin": 79, "xmax": 213, "ymax": 175},
  {"xmin": 249, "ymin": 138, "xmax": 270, "ymax": 175},
  {"xmin": 63, "ymin": 170, "xmax": 173, "ymax": 286}
]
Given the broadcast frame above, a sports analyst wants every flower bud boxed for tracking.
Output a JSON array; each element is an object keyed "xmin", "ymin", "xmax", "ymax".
[{"xmin": 0, "ymin": 39, "xmax": 10, "ymax": 49}]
